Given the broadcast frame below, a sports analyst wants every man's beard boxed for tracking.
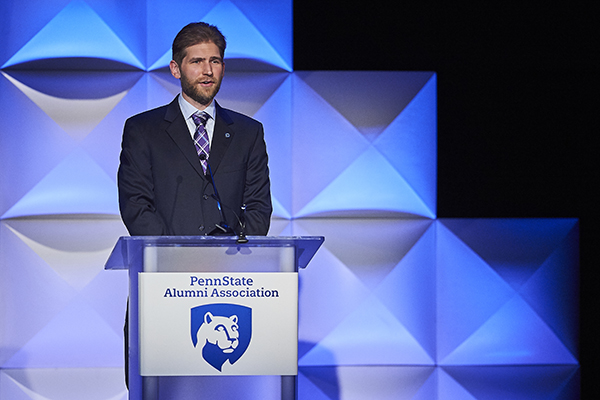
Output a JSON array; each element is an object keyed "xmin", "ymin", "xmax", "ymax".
[{"xmin": 181, "ymin": 74, "xmax": 223, "ymax": 107}]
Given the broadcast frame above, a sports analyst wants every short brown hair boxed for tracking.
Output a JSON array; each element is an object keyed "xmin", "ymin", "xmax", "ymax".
[{"xmin": 172, "ymin": 22, "xmax": 226, "ymax": 65}]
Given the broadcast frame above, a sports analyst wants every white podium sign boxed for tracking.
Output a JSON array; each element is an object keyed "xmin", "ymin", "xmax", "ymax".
[{"xmin": 139, "ymin": 272, "xmax": 298, "ymax": 376}]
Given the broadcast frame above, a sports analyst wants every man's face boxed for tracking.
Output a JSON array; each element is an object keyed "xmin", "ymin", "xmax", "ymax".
[{"xmin": 170, "ymin": 41, "xmax": 225, "ymax": 109}]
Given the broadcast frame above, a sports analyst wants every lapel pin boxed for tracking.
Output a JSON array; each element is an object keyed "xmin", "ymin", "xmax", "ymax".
[{"xmin": 225, "ymin": 132, "xmax": 231, "ymax": 138}]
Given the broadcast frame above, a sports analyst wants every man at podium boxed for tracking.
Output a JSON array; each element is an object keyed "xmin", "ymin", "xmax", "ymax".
[
  {"xmin": 116, "ymin": 22, "xmax": 273, "ymax": 387},
  {"xmin": 117, "ymin": 22, "xmax": 272, "ymax": 237}
]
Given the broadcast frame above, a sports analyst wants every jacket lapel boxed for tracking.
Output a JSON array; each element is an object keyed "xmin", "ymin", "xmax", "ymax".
[
  {"xmin": 208, "ymin": 102, "xmax": 235, "ymax": 173},
  {"xmin": 164, "ymin": 97, "xmax": 207, "ymax": 179}
]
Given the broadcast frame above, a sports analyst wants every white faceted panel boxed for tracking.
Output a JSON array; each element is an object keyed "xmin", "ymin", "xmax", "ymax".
[
  {"xmin": 436, "ymin": 222, "xmax": 516, "ymax": 362},
  {"xmin": 291, "ymin": 74, "xmax": 370, "ymax": 217},
  {"xmin": 0, "ymin": 70, "xmax": 149, "ymax": 218},
  {"xmin": 147, "ymin": 0, "xmax": 292, "ymax": 71},
  {"xmin": 297, "ymin": 146, "xmax": 433, "ymax": 218},
  {"xmin": 0, "ymin": 218, "xmax": 128, "ymax": 368},
  {"xmin": 291, "ymin": 72, "xmax": 436, "ymax": 218},
  {"xmin": 437, "ymin": 219, "xmax": 579, "ymax": 366},
  {"xmin": 439, "ymin": 365, "xmax": 580, "ymax": 400},
  {"xmin": 301, "ymin": 296, "xmax": 434, "ymax": 366},
  {"xmin": 5, "ymin": 300, "xmax": 124, "ymax": 368},
  {"xmin": 441, "ymin": 295, "xmax": 576, "ymax": 366},
  {"xmin": 0, "ymin": 72, "xmax": 77, "ymax": 217},
  {"xmin": 293, "ymin": 218, "xmax": 435, "ymax": 366},
  {"xmin": 2, "ymin": 150, "xmax": 120, "ymax": 218},
  {"xmin": 374, "ymin": 75, "xmax": 437, "ymax": 216},
  {"xmin": 0, "ymin": 368, "xmax": 127, "ymax": 400},
  {"xmin": 0, "ymin": 223, "xmax": 76, "ymax": 367},
  {"xmin": 2, "ymin": 0, "xmax": 144, "ymax": 69},
  {"xmin": 300, "ymin": 366, "xmax": 436, "ymax": 400},
  {"xmin": 1, "ymin": 71, "xmax": 129, "ymax": 139},
  {"xmin": 374, "ymin": 224, "xmax": 437, "ymax": 361}
]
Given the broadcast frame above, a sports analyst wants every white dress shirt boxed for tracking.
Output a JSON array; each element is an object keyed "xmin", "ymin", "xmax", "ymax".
[{"xmin": 177, "ymin": 94, "xmax": 217, "ymax": 144}]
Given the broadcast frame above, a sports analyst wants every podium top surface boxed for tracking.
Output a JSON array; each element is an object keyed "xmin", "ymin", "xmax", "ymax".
[{"xmin": 105, "ymin": 235, "xmax": 324, "ymax": 271}]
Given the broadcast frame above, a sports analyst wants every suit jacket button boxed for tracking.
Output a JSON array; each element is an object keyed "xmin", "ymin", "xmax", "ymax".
[
  {"xmin": 203, "ymin": 195, "xmax": 209, "ymax": 200},
  {"xmin": 198, "ymin": 225, "xmax": 204, "ymax": 231}
]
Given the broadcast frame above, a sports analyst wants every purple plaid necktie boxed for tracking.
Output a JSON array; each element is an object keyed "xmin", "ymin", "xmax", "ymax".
[{"xmin": 192, "ymin": 111, "xmax": 210, "ymax": 173}]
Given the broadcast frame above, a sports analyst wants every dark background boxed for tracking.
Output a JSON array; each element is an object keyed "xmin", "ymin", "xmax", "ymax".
[{"xmin": 294, "ymin": 2, "xmax": 597, "ymax": 396}]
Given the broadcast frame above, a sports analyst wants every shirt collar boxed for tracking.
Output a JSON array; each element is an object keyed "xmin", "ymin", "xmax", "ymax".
[{"xmin": 178, "ymin": 94, "xmax": 216, "ymax": 121}]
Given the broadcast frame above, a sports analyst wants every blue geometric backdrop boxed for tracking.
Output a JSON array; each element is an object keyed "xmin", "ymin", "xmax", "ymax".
[{"xmin": 0, "ymin": 1, "xmax": 579, "ymax": 399}]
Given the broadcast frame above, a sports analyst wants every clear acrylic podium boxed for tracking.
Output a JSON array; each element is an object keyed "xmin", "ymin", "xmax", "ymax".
[{"xmin": 105, "ymin": 235, "xmax": 324, "ymax": 400}]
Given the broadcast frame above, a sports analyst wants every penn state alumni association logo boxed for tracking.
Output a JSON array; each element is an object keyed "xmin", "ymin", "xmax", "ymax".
[{"xmin": 190, "ymin": 304, "xmax": 252, "ymax": 371}]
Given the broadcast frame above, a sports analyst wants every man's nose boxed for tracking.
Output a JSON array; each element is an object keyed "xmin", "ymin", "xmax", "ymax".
[{"xmin": 202, "ymin": 62, "xmax": 213, "ymax": 75}]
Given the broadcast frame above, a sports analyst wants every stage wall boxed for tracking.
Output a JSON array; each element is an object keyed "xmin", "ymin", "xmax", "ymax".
[{"xmin": 0, "ymin": 1, "xmax": 579, "ymax": 399}]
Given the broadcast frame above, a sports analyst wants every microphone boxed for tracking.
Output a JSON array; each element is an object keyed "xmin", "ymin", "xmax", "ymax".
[
  {"xmin": 204, "ymin": 161, "xmax": 248, "ymax": 243},
  {"xmin": 210, "ymin": 200, "xmax": 248, "ymax": 243},
  {"xmin": 236, "ymin": 204, "xmax": 248, "ymax": 243},
  {"xmin": 206, "ymin": 162, "xmax": 234, "ymax": 235},
  {"xmin": 206, "ymin": 162, "xmax": 235, "ymax": 236}
]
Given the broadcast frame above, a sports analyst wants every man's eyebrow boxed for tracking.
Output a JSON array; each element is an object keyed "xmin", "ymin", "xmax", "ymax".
[{"xmin": 187, "ymin": 56, "xmax": 222, "ymax": 62}]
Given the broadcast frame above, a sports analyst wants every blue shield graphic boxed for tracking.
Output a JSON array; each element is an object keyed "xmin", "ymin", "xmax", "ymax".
[{"xmin": 191, "ymin": 304, "xmax": 252, "ymax": 371}]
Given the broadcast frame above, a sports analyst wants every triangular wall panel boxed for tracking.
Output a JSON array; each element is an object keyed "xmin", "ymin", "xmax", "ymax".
[
  {"xmin": 296, "ymin": 146, "xmax": 434, "ymax": 218},
  {"xmin": 291, "ymin": 75, "xmax": 370, "ymax": 216},
  {"xmin": 374, "ymin": 75, "xmax": 437, "ymax": 216},
  {"xmin": 292, "ymin": 72, "xmax": 437, "ymax": 218},
  {"xmin": 0, "ymin": 222, "xmax": 78, "ymax": 367},
  {"xmin": 3, "ymin": 298, "xmax": 124, "ymax": 368},
  {"xmin": 375, "ymin": 222, "xmax": 437, "ymax": 361},
  {"xmin": 440, "ymin": 295, "xmax": 577, "ymax": 365},
  {"xmin": 3, "ymin": 71, "xmax": 128, "ymax": 140},
  {"xmin": 519, "ymin": 223, "xmax": 579, "ymax": 357},
  {"xmin": 436, "ymin": 221, "xmax": 516, "ymax": 361},
  {"xmin": 438, "ymin": 219, "xmax": 579, "ymax": 367},
  {"xmin": 148, "ymin": 0, "xmax": 292, "ymax": 71},
  {"xmin": 441, "ymin": 365, "xmax": 580, "ymax": 400},
  {"xmin": 2, "ymin": 149, "xmax": 119, "ymax": 218},
  {"xmin": 0, "ymin": 72, "xmax": 77, "ymax": 217},
  {"xmin": 2, "ymin": 0, "xmax": 144, "ymax": 69},
  {"xmin": 0, "ymin": 368, "xmax": 127, "ymax": 400},
  {"xmin": 298, "ymin": 71, "xmax": 434, "ymax": 140},
  {"xmin": 301, "ymin": 295, "xmax": 434, "ymax": 366},
  {"xmin": 440, "ymin": 218, "xmax": 577, "ymax": 289}
]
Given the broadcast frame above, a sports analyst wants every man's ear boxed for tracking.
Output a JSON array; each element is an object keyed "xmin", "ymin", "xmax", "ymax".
[{"xmin": 170, "ymin": 60, "xmax": 181, "ymax": 79}]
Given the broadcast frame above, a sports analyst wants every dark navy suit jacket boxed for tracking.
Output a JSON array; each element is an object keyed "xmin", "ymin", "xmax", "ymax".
[{"xmin": 118, "ymin": 96, "xmax": 272, "ymax": 236}]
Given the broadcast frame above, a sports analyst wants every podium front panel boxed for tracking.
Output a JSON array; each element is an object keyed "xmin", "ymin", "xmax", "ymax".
[{"xmin": 139, "ymin": 272, "xmax": 298, "ymax": 376}]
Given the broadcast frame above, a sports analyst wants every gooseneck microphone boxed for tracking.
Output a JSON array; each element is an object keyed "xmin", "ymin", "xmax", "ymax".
[
  {"xmin": 236, "ymin": 204, "xmax": 248, "ymax": 243},
  {"xmin": 204, "ymin": 158, "xmax": 248, "ymax": 243},
  {"xmin": 206, "ymin": 162, "xmax": 235, "ymax": 235}
]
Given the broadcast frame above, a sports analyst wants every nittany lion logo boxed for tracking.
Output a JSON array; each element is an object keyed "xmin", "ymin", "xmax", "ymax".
[{"xmin": 191, "ymin": 304, "xmax": 252, "ymax": 371}]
